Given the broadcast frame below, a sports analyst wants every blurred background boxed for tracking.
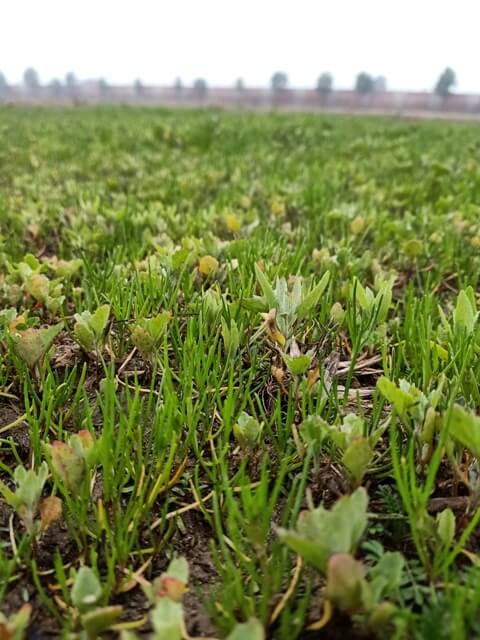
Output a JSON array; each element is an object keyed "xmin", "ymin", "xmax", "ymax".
[{"xmin": 0, "ymin": 0, "xmax": 478, "ymax": 115}]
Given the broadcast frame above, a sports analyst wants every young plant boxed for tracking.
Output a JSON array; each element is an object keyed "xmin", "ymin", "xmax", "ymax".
[
  {"xmin": 233, "ymin": 411, "xmax": 263, "ymax": 450},
  {"xmin": 130, "ymin": 311, "xmax": 171, "ymax": 359},
  {"xmin": 73, "ymin": 305, "xmax": 110, "ymax": 354},
  {"xmin": 71, "ymin": 565, "xmax": 122, "ymax": 639},
  {"xmin": 248, "ymin": 264, "xmax": 330, "ymax": 341},
  {"xmin": 10, "ymin": 322, "xmax": 63, "ymax": 371},
  {"xmin": 46, "ymin": 430, "xmax": 96, "ymax": 494},
  {"xmin": 278, "ymin": 487, "xmax": 368, "ymax": 571},
  {"xmin": 143, "ymin": 557, "xmax": 189, "ymax": 640},
  {"xmin": 0, "ymin": 462, "xmax": 49, "ymax": 532}
]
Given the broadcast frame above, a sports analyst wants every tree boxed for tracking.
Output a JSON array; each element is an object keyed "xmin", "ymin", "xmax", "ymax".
[
  {"xmin": 65, "ymin": 72, "xmax": 77, "ymax": 89},
  {"xmin": 49, "ymin": 79, "xmax": 63, "ymax": 98},
  {"xmin": 23, "ymin": 67, "xmax": 40, "ymax": 91},
  {"xmin": 435, "ymin": 68, "xmax": 456, "ymax": 98},
  {"xmin": 355, "ymin": 72, "xmax": 374, "ymax": 95},
  {"xmin": 0, "ymin": 72, "xmax": 8, "ymax": 98},
  {"xmin": 98, "ymin": 78, "xmax": 109, "ymax": 100},
  {"xmin": 235, "ymin": 78, "xmax": 245, "ymax": 92},
  {"xmin": 374, "ymin": 76, "xmax": 387, "ymax": 92},
  {"xmin": 193, "ymin": 78, "xmax": 208, "ymax": 100},
  {"xmin": 271, "ymin": 71, "xmax": 288, "ymax": 92},
  {"xmin": 134, "ymin": 79, "xmax": 144, "ymax": 96},
  {"xmin": 317, "ymin": 72, "xmax": 333, "ymax": 95},
  {"xmin": 174, "ymin": 77, "xmax": 183, "ymax": 97}
]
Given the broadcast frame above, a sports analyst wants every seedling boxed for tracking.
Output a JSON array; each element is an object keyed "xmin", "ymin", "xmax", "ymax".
[
  {"xmin": 0, "ymin": 462, "xmax": 48, "ymax": 532},
  {"xmin": 71, "ymin": 565, "xmax": 122, "ymax": 638},
  {"xmin": 46, "ymin": 430, "xmax": 96, "ymax": 494},
  {"xmin": 233, "ymin": 411, "xmax": 263, "ymax": 450},
  {"xmin": 278, "ymin": 487, "xmax": 368, "ymax": 571},
  {"xmin": 130, "ymin": 311, "xmax": 171, "ymax": 358},
  {"xmin": 10, "ymin": 322, "xmax": 63, "ymax": 370},
  {"xmin": 73, "ymin": 305, "xmax": 110, "ymax": 353}
]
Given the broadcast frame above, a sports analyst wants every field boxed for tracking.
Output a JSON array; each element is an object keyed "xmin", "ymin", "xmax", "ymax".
[{"xmin": 1, "ymin": 107, "xmax": 480, "ymax": 639}]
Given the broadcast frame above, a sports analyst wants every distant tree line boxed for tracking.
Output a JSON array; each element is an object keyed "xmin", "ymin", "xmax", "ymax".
[{"xmin": 0, "ymin": 67, "xmax": 458, "ymax": 101}]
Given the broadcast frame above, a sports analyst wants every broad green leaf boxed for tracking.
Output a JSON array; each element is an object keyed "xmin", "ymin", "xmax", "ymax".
[
  {"xmin": 297, "ymin": 270, "xmax": 330, "ymax": 319},
  {"xmin": 165, "ymin": 557, "xmax": 189, "ymax": 584},
  {"xmin": 283, "ymin": 353, "xmax": 312, "ymax": 376},
  {"xmin": 74, "ymin": 321, "xmax": 95, "ymax": 352},
  {"xmin": 453, "ymin": 289, "xmax": 477, "ymax": 335},
  {"xmin": 342, "ymin": 437, "xmax": 373, "ymax": 484},
  {"xmin": 227, "ymin": 619, "xmax": 265, "ymax": 640},
  {"xmin": 146, "ymin": 311, "xmax": 171, "ymax": 339},
  {"xmin": 71, "ymin": 566, "xmax": 102, "ymax": 610},
  {"xmin": 447, "ymin": 404, "xmax": 480, "ymax": 459},
  {"xmin": 377, "ymin": 377, "xmax": 416, "ymax": 416},
  {"xmin": 89, "ymin": 304, "xmax": 110, "ymax": 337},
  {"xmin": 254, "ymin": 263, "xmax": 277, "ymax": 310},
  {"xmin": 278, "ymin": 487, "xmax": 368, "ymax": 571},
  {"xmin": 151, "ymin": 599, "xmax": 183, "ymax": 640},
  {"xmin": 233, "ymin": 412, "xmax": 262, "ymax": 448},
  {"xmin": 436, "ymin": 508, "xmax": 455, "ymax": 549},
  {"xmin": 81, "ymin": 606, "xmax": 123, "ymax": 637}
]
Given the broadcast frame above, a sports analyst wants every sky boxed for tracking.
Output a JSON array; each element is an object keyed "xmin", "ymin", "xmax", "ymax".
[{"xmin": 1, "ymin": 0, "xmax": 478, "ymax": 93}]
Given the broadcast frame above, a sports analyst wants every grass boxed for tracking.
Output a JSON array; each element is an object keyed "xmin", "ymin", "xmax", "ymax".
[{"xmin": 1, "ymin": 106, "xmax": 480, "ymax": 639}]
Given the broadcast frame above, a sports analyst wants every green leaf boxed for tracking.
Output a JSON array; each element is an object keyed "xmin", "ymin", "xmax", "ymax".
[
  {"xmin": 233, "ymin": 412, "xmax": 262, "ymax": 448},
  {"xmin": 447, "ymin": 404, "xmax": 480, "ymax": 459},
  {"xmin": 342, "ymin": 438, "xmax": 373, "ymax": 484},
  {"xmin": 377, "ymin": 377, "xmax": 416, "ymax": 416},
  {"xmin": 151, "ymin": 599, "xmax": 183, "ymax": 640},
  {"xmin": 71, "ymin": 566, "xmax": 102, "ymax": 610},
  {"xmin": 436, "ymin": 508, "xmax": 455, "ymax": 549},
  {"xmin": 12, "ymin": 323, "xmax": 63, "ymax": 368},
  {"xmin": 145, "ymin": 311, "xmax": 170, "ymax": 339},
  {"xmin": 81, "ymin": 606, "xmax": 123, "ymax": 637},
  {"xmin": 453, "ymin": 289, "xmax": 477, "ymax": 335},
  {"xmin": 283, "ymin": 353, "xmax": 312, "ymax": 376},
  {"xmin": 165, "ymin": 557, "xmax": 189, "ymax": 584},
  {"xmin": 254, "ymin": 263, "xmax": 277, "ymax": 310},
  {"xmin": 278, "ymin": 487, "xmax": 368, "ymax": 571},
  {"xmin": 89, "ymin": 304, "xmax": 110, "ymax": 337},
  {"xmin": 296, "ymin": 270, "xmax": 330, "ymax": 319},
  {"xmin": 74, "ymin": 319, "xmax": 95, "ymax": 352},
  {"xmin": 227, "ymin": 619, "xmax": 265, "ymax": 640}
]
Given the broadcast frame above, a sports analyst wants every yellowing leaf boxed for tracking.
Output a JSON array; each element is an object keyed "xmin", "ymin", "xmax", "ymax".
[
  {"xmin": 225, "ymin": 213, "xmax": 241, "ymax": 233},
  {"xmin": 12, "ymin": 323, "xmax": 63, "ymax": 368},
  {"xmin": 40, "ymin": 495, "xmax": 63, "ymax": 531},
  {"xmin": 198, "ymin": 255, "xmax": 219, "ymax": 276}
]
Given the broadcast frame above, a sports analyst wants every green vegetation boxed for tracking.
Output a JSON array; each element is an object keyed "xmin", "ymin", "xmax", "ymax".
[{"xmin": 1, "ymin": 107, "xmax": 480, "ymax": 638}]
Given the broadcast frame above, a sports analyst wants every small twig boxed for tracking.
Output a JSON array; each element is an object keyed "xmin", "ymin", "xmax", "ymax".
[
  {"xmin": 0, "ymin": 413, "xmax": 27, "ymax": 435},
  {"xmin": 117, "ymin": 347, "xmax": 137, "ymax": 375},
  {"xmin": 269, "ymin": 555, "xmax": 303, "ymax": 624}
]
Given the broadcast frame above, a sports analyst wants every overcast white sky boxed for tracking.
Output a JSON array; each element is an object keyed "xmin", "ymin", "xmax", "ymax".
[{"xmin": 1, "ymin": 0, "xmax": 478, "ymax": 92}]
